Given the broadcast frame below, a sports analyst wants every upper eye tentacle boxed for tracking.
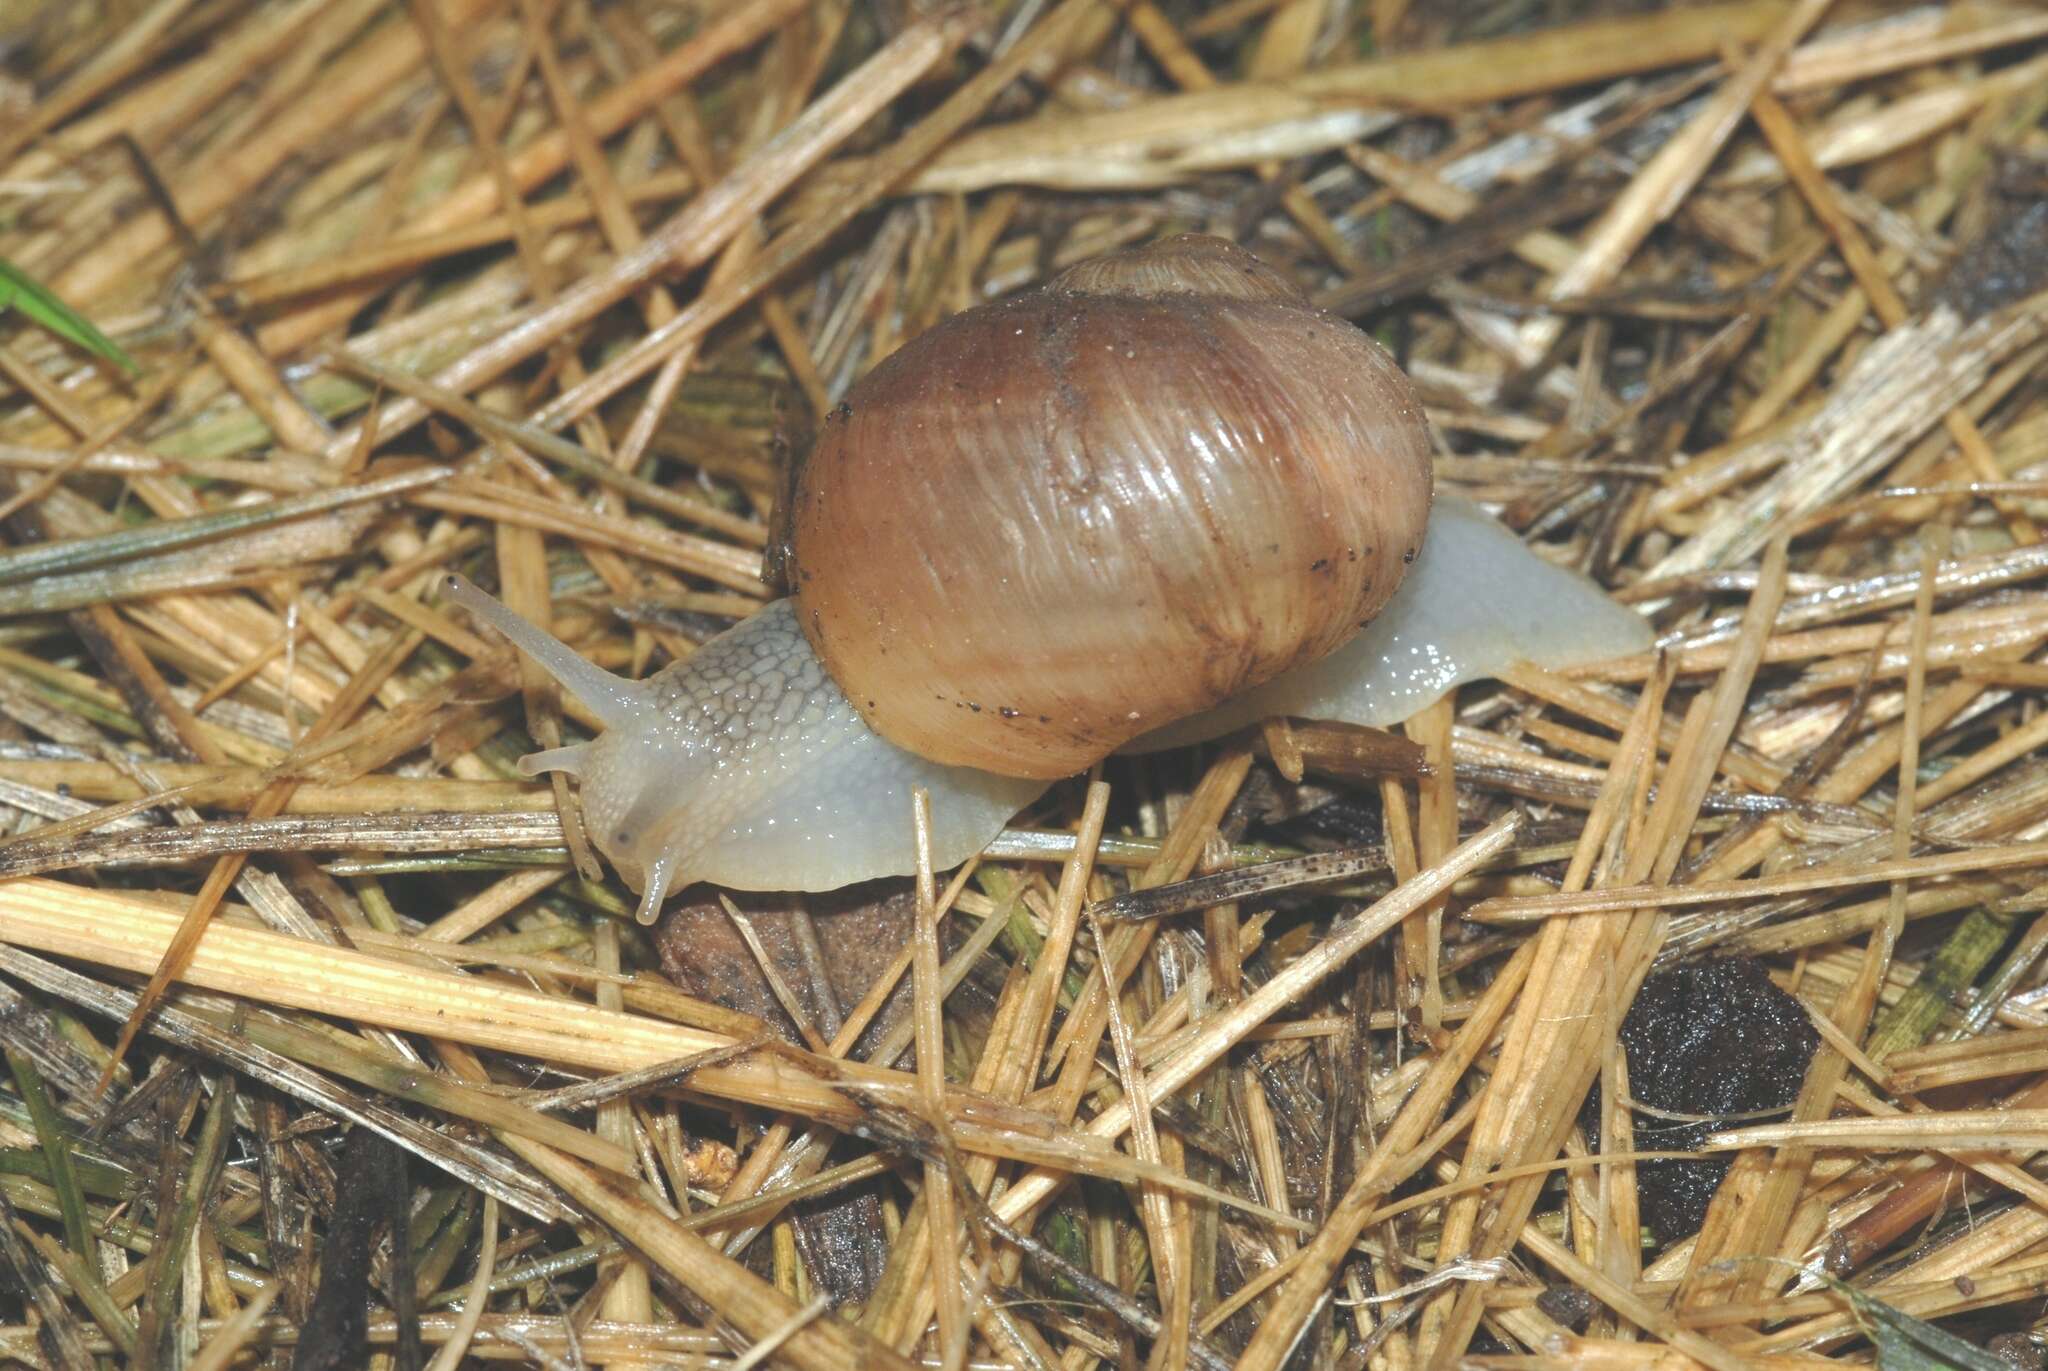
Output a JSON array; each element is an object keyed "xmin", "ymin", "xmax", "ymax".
[{"xmin": 442, "ymin": 575, "xmax": 651, "ymax": 730}]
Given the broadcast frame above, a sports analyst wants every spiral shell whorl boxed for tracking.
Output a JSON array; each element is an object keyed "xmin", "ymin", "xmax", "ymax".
[
  {"xmin": 1046, "ymin": 233, "xmax": 1306, "ymax": 303},
  {"xmin": 786, "ymin": 234, "xmax": 1434, "ymax": 779}
]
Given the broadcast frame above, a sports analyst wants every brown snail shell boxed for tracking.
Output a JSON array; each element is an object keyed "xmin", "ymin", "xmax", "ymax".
[{"xmin": 782, "ymin": 234, "xmax": 1435, "ymax": 779}]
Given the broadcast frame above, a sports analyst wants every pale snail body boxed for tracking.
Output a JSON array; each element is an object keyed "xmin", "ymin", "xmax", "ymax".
[{"xmin": 446, "ymin": 237, "xmax": 1652, "ymax": 922}]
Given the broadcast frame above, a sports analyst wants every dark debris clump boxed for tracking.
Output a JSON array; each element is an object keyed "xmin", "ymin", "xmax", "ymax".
[
  {"xmin": 1931, "ymin": 153, "xmax": 2048, "ymax": 320},
  {"xmin": 1583, "ymin": 958, "xmax": 1819, "ymax": 1243}
]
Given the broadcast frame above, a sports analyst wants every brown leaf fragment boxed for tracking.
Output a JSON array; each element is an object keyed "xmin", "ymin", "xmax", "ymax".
[{"xmin": 655, "ymin": 882, "xmax": 952, "ymax": 1306}]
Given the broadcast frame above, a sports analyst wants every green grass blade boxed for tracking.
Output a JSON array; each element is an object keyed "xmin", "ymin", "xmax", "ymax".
[
  {"xmin": 4, "ymin": 1049, "xmax": 90, "ymax": 1259},
  {"xmin": 0, "ymin": 257, "xmax": 139, "ymax": 373},
  {"xmin": 1816, "ymin": 1273, "xmax": 2008, "ymax": 1371}
]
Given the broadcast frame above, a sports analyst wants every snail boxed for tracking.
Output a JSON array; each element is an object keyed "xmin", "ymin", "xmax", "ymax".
[{"xmin": 443, "ymin": 235, "xmax": 1650, "ymax": 922}]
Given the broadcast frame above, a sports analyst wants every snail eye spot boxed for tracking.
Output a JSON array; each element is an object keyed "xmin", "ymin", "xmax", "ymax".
[{"xmin": 616, "ymin": 830, "xmax": 634, "ymax": 847}]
